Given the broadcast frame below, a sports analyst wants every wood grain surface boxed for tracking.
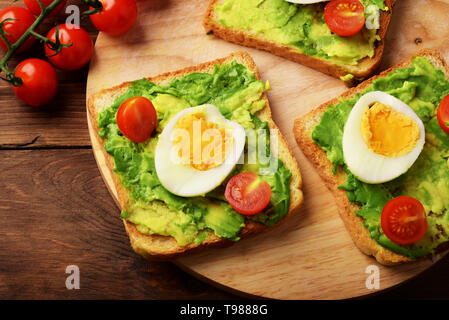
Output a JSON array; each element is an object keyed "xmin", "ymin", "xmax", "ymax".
[
  {"xmin": 86, "ymin": 0, "xmax": 449, "ymax": 299},
  {"xmin": 0, "ymin": 149, "xmax": 233, "ymax": 299},
  {"xmin": 1, "ymin": 0, "xmax": 449, "ymax": 300}
]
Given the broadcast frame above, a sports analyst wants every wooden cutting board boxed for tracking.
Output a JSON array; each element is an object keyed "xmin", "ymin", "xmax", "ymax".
[{"xmin": 86, "ymin": 0, "xmax": 449, "ymax": 299}]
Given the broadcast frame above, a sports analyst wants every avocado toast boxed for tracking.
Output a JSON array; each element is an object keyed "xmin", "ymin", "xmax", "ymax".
[
  {"xmin": 204, "ymin": 0, "xmax": 396, "ymax": 81},
  {"xmin": 294, "ymin": 49, "xmax": 449, "ymax": 265},
  {"xmin": 88, "ymin": 51, "xmax": 303, "ymax": 260}
]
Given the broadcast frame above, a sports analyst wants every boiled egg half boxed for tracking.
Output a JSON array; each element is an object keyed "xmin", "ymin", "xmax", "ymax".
[
  {"xmin": 342, "ymin": 91, "xmax": 425, "ymax": 184},
  {"xmin": 155, "ymin": 104, "xmax": 246, "ymax": 197}
]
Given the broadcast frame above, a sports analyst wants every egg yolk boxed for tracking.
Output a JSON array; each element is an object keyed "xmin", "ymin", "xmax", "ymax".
[
  {"xmin": 173, "ymin": 112, "xmax": 233, "ymax": 171},
  {"xmin": 361, "ymin": 102, "xmax": 420, "ymax": 158}
]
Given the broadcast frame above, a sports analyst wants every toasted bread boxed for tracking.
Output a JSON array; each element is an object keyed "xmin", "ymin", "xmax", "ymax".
[
  {"xmin": 88, "ymin": 51, "xmax": 304, "ymax": 260},
  {"xmin": 204, "ymin": 0, "xmax": 396, "ymax": 82},
  {"xmin": 293, "ymin": 49, "xmax": 449, "ymax": 265}
]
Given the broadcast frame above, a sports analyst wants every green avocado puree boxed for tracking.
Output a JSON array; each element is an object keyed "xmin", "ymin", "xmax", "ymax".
[
  {"xmin": 98, "ymin": 62, "xmax": 292, "ymax": 246},
  {"xmin": 312, "ymin": 57, "xmax": 449, "ymax": 259},
  {"xmin": 214, "ymin": 0, "xmax": 386, "ymax": 66}
]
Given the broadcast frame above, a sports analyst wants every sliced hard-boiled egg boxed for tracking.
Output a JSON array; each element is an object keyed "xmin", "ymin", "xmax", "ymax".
[
  {"xmin": 342, "ymin": 91, "xmax": 425, "ymax": 184},
  {"xmin": 285, "ymin": 0, "xmax": 328, "ymax": 3},
  {"xmin": 155, "ymin": 104, "xmax": 246, "ymax": 197}
]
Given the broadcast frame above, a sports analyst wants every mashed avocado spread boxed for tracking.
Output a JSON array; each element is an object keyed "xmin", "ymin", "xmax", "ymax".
[
  {"xmin": 214, "ymin": 0, "xmax": 386, "ymax": 66},
  {"xmin": 97, "ymin": 62, "xmax": 292, "ymax": 246},
  {"xmin": 312, "ymin": 57, "xmax": 449, "ymax": 259}
]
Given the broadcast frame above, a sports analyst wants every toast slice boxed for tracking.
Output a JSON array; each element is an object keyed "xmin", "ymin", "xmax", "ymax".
[
  {"xmin": 293, "ymin": 49, "xmax": 449, "ymax": 265},
  {"xmin": 88, "ymin": 51, "xmax": 304, "ymax": 260},
  {"xmin": 204, "ymin": 0, "xmax": 396, "ymax": 82}
]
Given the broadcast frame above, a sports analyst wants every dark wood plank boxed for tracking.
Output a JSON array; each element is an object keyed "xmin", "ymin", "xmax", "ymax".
[
  {"xmin": 0, "ymin": 148, "xmax": 449, "ymax": 299},
  {"xmin": 0, "ymin": 0, "xmax": 96, "ymax": 148},
  {"xmin": 0, "ymin": 149, "xmax": 235, "ymax": 299}
]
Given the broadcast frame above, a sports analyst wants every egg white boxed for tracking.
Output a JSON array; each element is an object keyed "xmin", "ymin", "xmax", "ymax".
[
  {"xmin": 342, "ymin": 91, "xmax": 426, "ymax": 184},
  {"xmin": 285, "ymin": 0, "xmax": 328, "ymax": 3},
  {"xmin": 155, "ymin": 104, "xmax": 246, "ymax": 197}
]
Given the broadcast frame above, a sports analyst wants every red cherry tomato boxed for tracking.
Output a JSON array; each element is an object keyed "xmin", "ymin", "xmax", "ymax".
[
  {"xmin": 116, "ymin": 97, "xmax": 157, "ymax": 143},
  {"xmin": 224, "ymin": 172, "xmax": 272, "ymax": 215},
  {"xmin": 437, "ymin": 93, "xmax": 449, "ymax": 135},
  {"xmin": 24, "ymin": 0, "xmax": 66, "ymax": 17},
  {"xmin": 381, "ymin": 196, "xmax": 428, "ymax": 246},
  {"xmin": 0, "ymin": 7, "xmax": 36, "ymax": 52},
  {"xmin": 89, "ymin": 0, "xmax": 137, "ymax": 36},
  {"xmin": 45, "ymin": 24, "xmax": 94, "ymax": 71},
  {"xmin": 324, "ymin": 0, "xmax": 365, "ymax": 37},
  {"xmin": 13, "ymin": 58, "xmax": 58, "ymax": 107}
]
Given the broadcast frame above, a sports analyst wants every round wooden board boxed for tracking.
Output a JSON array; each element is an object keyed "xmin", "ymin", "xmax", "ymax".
[{"xmin": 86, "ymin": 0, "xmax": 449, "ymax": 299}]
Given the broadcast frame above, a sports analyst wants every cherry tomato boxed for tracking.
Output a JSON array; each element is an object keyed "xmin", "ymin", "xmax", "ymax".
[
  {"xmin": 45, "ymin": 24, "xmax": 94, "ymax": 71},
  {"xmin": 437, "ymin": 93, "xmax": 449, "ymax": 135},
  {"xmin": 24, "ymin": 0, "xmax": 66, "ymax": 17},
  {"xmin": 224, "ymin": 172, "xmax": 272, "ymax": 215},
  {"xmin": 324, "ymin": 0, "xmax": 365, "ymax": 37},
  {"xmin": 381, "ymin": 196, "xmax": 428, "ymax": 246},
  {"xmin": 89, "ymin": 0, "xmax": 137, "ymax": 36},
  {"xmin": 0, "ymin": 7, "xmax": 36, "ymax": 52},
  {"xmin": 116, "ymin": 97, "xmax": 157, "ymax": 143},
  {"xmin": 13, "ymin": 58, "xmax": 58, "ymax": 107}
]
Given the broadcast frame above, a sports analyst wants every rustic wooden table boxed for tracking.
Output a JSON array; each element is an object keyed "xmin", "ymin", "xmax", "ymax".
[{"xmin": 1, "ymin": 0, "xmax": 448, "ymax": 300}]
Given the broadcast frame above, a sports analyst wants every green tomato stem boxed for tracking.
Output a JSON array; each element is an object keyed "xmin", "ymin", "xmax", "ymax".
[{"xmin": 82, "ymin": 0, "xmax": 103, "ymax": 17}]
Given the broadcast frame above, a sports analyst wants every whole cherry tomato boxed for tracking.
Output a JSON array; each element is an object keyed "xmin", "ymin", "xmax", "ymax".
[
  {"xmin": 116, "ymin": 97, "xmax": 157, "ymax": 143},
  {"xmin": 225, "ymin": 172, "xmax": 272, "ymax": 215},
  {"xmin": 0, "ymin": 7, "xmax": 36, "ymax": 52},
  {"xmin": 324, "ymin": 0, "xmax": 366, "ymax": 37},
  {"xmin": 437, "ymin": 93, "xmax": 449, "ymax": 135},
  {"xmin": 24, "ymin": 0, "xmax": 66, "ymax": 17},
  {"xmin": 381, "ymin": 196, "xmax": 428, "ymax": 245},
  {"xmin": 13, "ymin": 58, "xmax": 58, "ymax": 107},
  {"xmin": 89, "ymin": 0, "xmax": 137, "ymax": 36},
  {"xmin": 45, "ymin": 24, "xmax": 94, "ymax": 71}
]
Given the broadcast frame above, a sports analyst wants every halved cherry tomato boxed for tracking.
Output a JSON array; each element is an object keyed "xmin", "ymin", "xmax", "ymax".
[
  {"xmin": 116, "ymin": 97, "xmax": 157, "ymax": 143},
  {"xmin": 45, "ymin": 24, "xmax": 94, "ymax": 71},
  {"xmin": 437, "ymin": 93, "xmax": 449, "ymax": 135},
  {"xmin": 24, "ymin": 0, "xmax": 66, "ymax": 17},
  {"xmin": 324, "ymin": 0, "xmax": 365, "ymax": 37},
  {"xmin": 13, "ymin": 58, "xmax": 58, "ymax": 107},
  {"xmin": 225, "ymin": 172, "xmax": 272, "ymax": 215},
  {"xmin": 0, "ymin": 7, "xmax": 36, "ymax": 52},
  {"xmin": 89, "ymin": 0, "xmax": 137, "ymax": 36},
  {"xmin": 381, "ymin": 196, "xmax": 427, "ymax": 246}
]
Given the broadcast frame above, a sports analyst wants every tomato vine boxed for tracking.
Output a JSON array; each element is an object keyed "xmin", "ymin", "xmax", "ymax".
[{"xmin": 0, "ymin": 0, "xmax": 101, "ymax": 86}]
